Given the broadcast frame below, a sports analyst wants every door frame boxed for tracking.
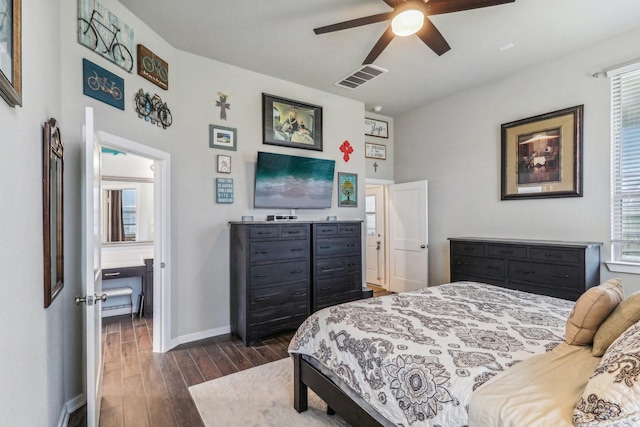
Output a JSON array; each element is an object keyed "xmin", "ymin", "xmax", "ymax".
[
  {"xmin": 365, "ymin": 178, "xmax": 394, "ymax": 290},
  {"xmin": 96, "ymin": 130, "xmax": 172, "ymax": 353}
]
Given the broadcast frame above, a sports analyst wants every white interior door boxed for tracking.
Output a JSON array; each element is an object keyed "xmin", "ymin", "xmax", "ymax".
[
  {"xmin": 365, "ymin": 185, "xmax": 386, "ymax": 288},
  {"xmin": 82, "ymin": 107, "xmax": 103, "ymax": 427},
  {"xmin": 389, "ymin": 180, "xmax": 428, "ymax": 293}
]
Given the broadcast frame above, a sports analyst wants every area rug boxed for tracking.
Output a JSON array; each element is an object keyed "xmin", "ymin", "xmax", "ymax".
[{"xmin": 189, "ymin": 357, "xmax": 350, "ymax": 426}]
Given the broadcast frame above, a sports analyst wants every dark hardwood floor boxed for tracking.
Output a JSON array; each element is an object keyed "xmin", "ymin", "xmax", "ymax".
[{"xmin": 70, "ymin": 315, "xmax": 293, "ymax": 427}]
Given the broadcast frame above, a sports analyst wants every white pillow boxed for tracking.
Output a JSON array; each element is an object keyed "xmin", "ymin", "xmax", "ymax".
[{"xmin": 573, "ymin": 321, "xmax": 640, "ymax": 426}]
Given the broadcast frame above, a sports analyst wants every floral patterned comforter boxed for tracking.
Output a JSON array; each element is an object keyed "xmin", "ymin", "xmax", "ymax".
[{"xmin": 288, "ymin": 282, "xmax": 574, "ymax": 426}]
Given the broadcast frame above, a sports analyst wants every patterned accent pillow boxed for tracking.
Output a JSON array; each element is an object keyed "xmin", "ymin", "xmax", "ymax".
[
  {"xmin": 565, "ymin": 279, "xmax": 624, "ymax": 346},
  {"xmin": 593, "ymin": 290, "xmax": 640, "ymax": 357},
  {"xmin": 573, "ymin": 321, "xmax": 640, "ymax": 426}
]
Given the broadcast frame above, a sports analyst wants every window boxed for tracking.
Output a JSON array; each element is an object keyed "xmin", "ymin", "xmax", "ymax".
[{"xmin": 611, "ymin": 64, "xmax": 640, "ymax": 263}]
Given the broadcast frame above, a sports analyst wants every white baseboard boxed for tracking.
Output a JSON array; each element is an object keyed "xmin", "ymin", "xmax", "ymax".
[
  {"xmin": 60, "ymin": 393, "xmax": 86, "ymax": 427},
  {"xmin": 167, "ymin": 325, "xmax": 231, "ymax": 351}
]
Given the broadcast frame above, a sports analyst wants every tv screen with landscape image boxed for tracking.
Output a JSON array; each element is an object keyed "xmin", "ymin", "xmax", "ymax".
[{"xmin": 254, "ymin": 151, "xmax": 335, "ymax": 209}]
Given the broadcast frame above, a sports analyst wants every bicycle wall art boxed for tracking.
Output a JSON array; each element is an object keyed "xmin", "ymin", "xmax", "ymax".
[
  {"xmin": 134, "ymin": 89, "xmax": 173, "ymax": 129},
  {"xmin": 77, "ymin": 0, "xmax": 134, "ymax": 73},
  {"xmin": 82, "ymin": 58, "xmax": 125, "ymax": 110},
  {"xmin": 137, "ymin": 44, "xmax": 169, "ymax": 90}
]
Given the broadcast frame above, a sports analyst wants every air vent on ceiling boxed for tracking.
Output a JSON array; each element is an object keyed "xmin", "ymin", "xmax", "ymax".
[{"xmin": 335, "ymin": 65, "xmax": 388, "ymax": 90}]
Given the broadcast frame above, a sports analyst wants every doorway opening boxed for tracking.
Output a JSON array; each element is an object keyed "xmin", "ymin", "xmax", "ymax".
[
  {"xmin": 365, "ymin": 181, "xmax": 392, "ymax": 293},
  {"xmin": 96, "ymin": 131, "xmax": 171, "ymax": 353}
]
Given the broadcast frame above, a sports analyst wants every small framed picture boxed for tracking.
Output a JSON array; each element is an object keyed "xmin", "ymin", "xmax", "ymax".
[
  {"xmin": 364, "ymin": 118, "xmax": 388, "ymax": 138},
  {"xmin": 217, "ymin": 155, "xmax": 231, "ymax": 173},
  {"xmin": 209, "ymin": 124, "xmax": 237, "ymax": 151},
  {"xmin": 365, "ymin": 142, "xmax": 386, "ymax": 160},
  {"xmin": 338, "ymin": 172, "xmax": 358, "ymax": 207}
]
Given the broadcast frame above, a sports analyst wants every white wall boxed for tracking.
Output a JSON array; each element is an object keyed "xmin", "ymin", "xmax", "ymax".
[
  {"xmin": 394, "ymin": 26, "xmax": 640, "ymax": 295},
  {"xmin": 0, "ymin": 1, "xmax": 65, "ymax": 426}
]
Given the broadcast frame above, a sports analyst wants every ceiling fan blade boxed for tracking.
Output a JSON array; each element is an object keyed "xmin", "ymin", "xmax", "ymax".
[
  {"xmin": 314, "ymin": 12, "xmax": 394, "ymax": 34},
  {"xmin": 426, "ymin": 0, "xmax": 515, "ymax": 16},
  {"xmin": 416, "ymin": 17, "xmax": 451, "ymax": 56},
  {"xmin": 363, "ymin": 26, "xmax": 395, "ymax": 64}
]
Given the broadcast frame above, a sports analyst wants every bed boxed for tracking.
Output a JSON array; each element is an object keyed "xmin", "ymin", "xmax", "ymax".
[{"xmin": 289, "ymin": 281, "xmax": 596, "ymax": 426}]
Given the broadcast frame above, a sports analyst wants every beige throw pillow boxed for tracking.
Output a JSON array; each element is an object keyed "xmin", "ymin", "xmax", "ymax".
[
  {"xmin": 565, "ymin": 279, "xmax": 624, "ymax": 346},
  {"xmin": 592, "ymin": 290, "xmax": 640, "ymax": 356}
]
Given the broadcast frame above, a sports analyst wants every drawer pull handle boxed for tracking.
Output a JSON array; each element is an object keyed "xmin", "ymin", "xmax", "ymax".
[
  {"xmin": 255, "ymin": 251, "xmax": 270, "ymax": 255},
  {"xmin": 320, "ymin": 246, "xmax": 332, "ymax": 249},
  {"xmin": 320, "ymin": 287, "xmax": 332, "ymax": 291},
  {"xmin": 291, "ymin": 248, "xmax": 303, "ymax": 252},
  {"xmin": 545, "ymin": 253, "xmax": 561, "ymax": 258},
  {"xmin": 290, "ymin": 270, "xmax": 303, "ymax": 274},
  {"xmin": 255, "ymin": 296, "xmax": 270, "ymax": 302},
  {"xmin": 485, "ymin": 266, "xmax": 500, "ymax": 270},
  {"xmin": 255, "ymin": 274, "xmax": 270, "ymax": 278},
  {"xmin": 347, "ymin": 244, "xmax": 357, "ymax": 247},
  {"xmin": 322, "ymin": 230, "xmax": 332, "ymax": 233},
  {"xmin": 553, "ymin": 274, "xmax": 572, "ymax": 279},
  {"xmin": 291, "ymin": 291, "xmax": 306, "ymax": 296},
  {"xmin": 257, "ymin": 232, "xmax": 273, "ymax": 235},
  {"xmin": 287, "ymin": 231, "xmax": 301, "ymax": 234},
  {"xmin": 456, "ymin": 261, "xmax": 469, "ymax": 266},
  {"xmin": 463, "ymin": 247, "xmax": 475, "ymax": 252},
  {"xmin": 515, "ymin": 269, "xmax": 535, "ymax": 275},
  {"xmin": 104, "ymin": 272, "xmax": 121, "ymax": 277},
  {"xmin": 321, "ymin": 267, "xmax": 345, "ymax": 272},
  {"xmin": 499, "ymin": 250, "xmax": 513, "ymax": 254}
]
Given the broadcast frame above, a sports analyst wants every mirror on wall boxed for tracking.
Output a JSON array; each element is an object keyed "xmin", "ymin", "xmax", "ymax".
[
  {"xmin": 101, "ymin": 148, "xmax": 154, "ymax": 245},
  {"xmin": 43, "ymin": 118, "xmax": 64, "ymax": 308}
]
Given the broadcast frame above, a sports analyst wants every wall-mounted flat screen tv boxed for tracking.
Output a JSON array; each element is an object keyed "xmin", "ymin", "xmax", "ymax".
[{"xmin": 254, "ymin": 151, "xmax": 335, "ymax": 209}]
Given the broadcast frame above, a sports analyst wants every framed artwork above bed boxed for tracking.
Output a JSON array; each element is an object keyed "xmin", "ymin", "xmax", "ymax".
[
  {"xmin": 501, "ymin": 105, "xmax": 583, "ymax": 200},
  {"xmin": 262, "ymin": 93, "xmax": 323, "ymax": 151}
]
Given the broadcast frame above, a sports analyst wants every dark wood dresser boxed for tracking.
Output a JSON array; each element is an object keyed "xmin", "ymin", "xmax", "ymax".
[
  {"xmin": 230, "ymin": 221, "xmax": 363, "ymax": 346},
  {"xmin": 449, "ymin": 237, "xmax": 602, "ymax": 300}
]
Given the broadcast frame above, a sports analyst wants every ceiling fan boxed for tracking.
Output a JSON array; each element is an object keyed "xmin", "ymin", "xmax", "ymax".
[{"xmin": 314, "ymin": 0, "xmax": 515, "ymax": 64}]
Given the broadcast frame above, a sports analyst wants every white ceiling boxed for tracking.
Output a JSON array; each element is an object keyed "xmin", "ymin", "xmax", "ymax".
[{"xmin": 118, "ymin": 0, "xmax": 640, "ymax": 117}]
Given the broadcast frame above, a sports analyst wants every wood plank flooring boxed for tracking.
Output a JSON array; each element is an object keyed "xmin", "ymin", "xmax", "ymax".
[{"xmin": 71, "ymin": 315, "xmax": 294, "ymax": 427}]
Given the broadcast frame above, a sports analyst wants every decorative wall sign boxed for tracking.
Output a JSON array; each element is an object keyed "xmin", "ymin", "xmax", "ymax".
[
  {"xmin": 216, "ymin": 178, "xmax": 234, "ymax": 203},
  {"xmin": 137, "ymin": 44, "xmax": 168, "ymax": 90},
  {"xmin": 340, "ymin": 140, "xmax": 353, "ymax": 162},
  {"xmin": 365, "ymin": 117, "xmax": 388, "ymax": 138},
  {"xmin": 501, "ymin": 105, "xmax": 583, "ymax": 200},
  {"xmin": 209, "ymin": 125, "xmax": 237, "ymax": 151},
  {"xmin": 263, "ymin": 93, "xmax": 323, "ymax": 151},
  {"xmin": 134, "ymin": 89, "xmax": 173, "ymax": 128},
  {"xmin": 338, "ymin": 172, "xmax": 358, "ymax": 207},
  {"xmin": 365, "ymin": 142, "xmax": 386, "ymax": 160},
  {"xmin": 0, "ymin": 0, "xmax": 22, "ymax": 107},
  {"xmin": 77, "ymin": 0, "xmax": 134, "ymax": 72},
  {"xmin": 217, "ymin": 155, "xmax": 231, "ymax": 173},
  {"xmin": 216, "ymin": 92, "xmax": 230, "ymax": 120},
  {"xmin": 82, "ymin": 58, "xmax": 124, "ymax": 110}
]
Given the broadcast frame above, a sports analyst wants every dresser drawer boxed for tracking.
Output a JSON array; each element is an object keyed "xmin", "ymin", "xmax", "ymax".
[
  {"xmin": 339, "ymin": 223, "xmax": 360, "ymax": 236},
  {"xmin": 249, "ymin": 260, "xmax": 308, "ymax": 287},
  {"xmin": 315, "ymin": 237, "xmax": 360, "ymax": 256},
  {"xmin": 530, "ymin": 247, "xmax": 581, "ymax": 264},
  {"xmin": 315, "ymin": 274, "xmax": 361, "ymax": 298},
  {"xmin": 280, "ymin": 225, "xmax": 308, "ymax": 238},
  {"xmin": 451, "ymin": 255, "xmax": 505, "ymax": 279},
  {"xmin": 249, "ymin": 239, "xmax": 308, "ymax": 263},
  {"xmin": 450, "ymin": 272, "xmax": 507, "ymax": 289},
  {"xmin": 249, "ymin": 225, "xmax": 280, "ymax": 239},
  {"xmin": 487, "ymin": 244, "xmax": 527, "ymax": 259},
  {"xmin": 509, "ymin": 281, "xmax": 581, "ymax": 301},
  {"xmin": 249, "ymin": 282, "xmax": 308, "ymax": 311},
  {"xmin": 450, "ymin": 241, "xmax": 486, "ymax": 257},
  {"xmin": 315, "ymin": 290, "xmax": 363, "ymax": 311},
  {"xmin": 509, "ymin": 261, "xmax": 582, "ymax": 288},
  {"xmin": 314, "ymin": 224, "xmax": 339, "ymax": 237},
  {"xmin": 248, "ymin": 304, "xmax": 308, "ymax": 331},
  {"xmin": 316, "ymin": 256, "xmax": 361, "ymax": 277}
]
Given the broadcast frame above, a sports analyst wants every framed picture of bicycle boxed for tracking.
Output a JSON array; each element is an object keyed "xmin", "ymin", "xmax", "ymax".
[
  {"xmin": 82, "ymin": 59, "xmax": 124, "ymax": 110},
  {"xmin": 77, "ymin": 0, "xmax": 134, "ymax": 73},
  {"xmin": 137, "ymin": 44, "xmax": 168, "ymax": 90},
  {"xmin": 0, "ymin": 0, "xmax": 22, "ymax": 107}
]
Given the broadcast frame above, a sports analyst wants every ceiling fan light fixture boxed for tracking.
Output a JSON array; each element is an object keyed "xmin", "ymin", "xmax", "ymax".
[{"xmin": 391, "ymin": 8, "xmax": 424, "ymax": 36}]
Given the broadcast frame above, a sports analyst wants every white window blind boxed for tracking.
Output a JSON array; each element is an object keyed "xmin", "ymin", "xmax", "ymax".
[{"xmin": 611, "ymin": 66, "xmax": 640, "ymax": 262}]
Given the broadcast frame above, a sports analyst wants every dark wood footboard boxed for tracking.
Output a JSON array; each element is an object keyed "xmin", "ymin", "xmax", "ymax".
[{"xmin": 292, "ymin": 353, "xmax": 384, "ymax": 426}]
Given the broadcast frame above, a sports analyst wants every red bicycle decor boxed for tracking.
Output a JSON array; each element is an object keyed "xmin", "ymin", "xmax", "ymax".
[{"xmin": 340, "ymin": 140, "xmax": 353, "ymax": 162}]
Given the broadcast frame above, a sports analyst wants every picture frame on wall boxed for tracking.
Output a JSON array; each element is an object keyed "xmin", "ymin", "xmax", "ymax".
[
  {"xmin": 501, "ymin": 105, "xmax": 583, "ymax": 200},
  {"xmin": 364, "ymin": 117, "xmax": 388, "ymax": 138},
  {"xmin": 209, "ymin": 125, "xmax": 237, "ymax": 151},
  {"xmin": 82, "ymin": 58, "xmax": 125, "ymax": 110},
  {"xmin": 262, "ymin": 93, "xmax": 323, "ymax": 151},
  {"xmin": 0, "ymin": 0, "xmax": 22, "ymax": 107},
  {"xmin": 338, "ymin": 172, "xmax": 358, "ymax": 207},
  {"xmin": 365, "ymin": 142, "xmax": 386, "ymax": 160},
  {"xmin": 217, "ymin": 154, "xmax": 231, "ymax": 174}
]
